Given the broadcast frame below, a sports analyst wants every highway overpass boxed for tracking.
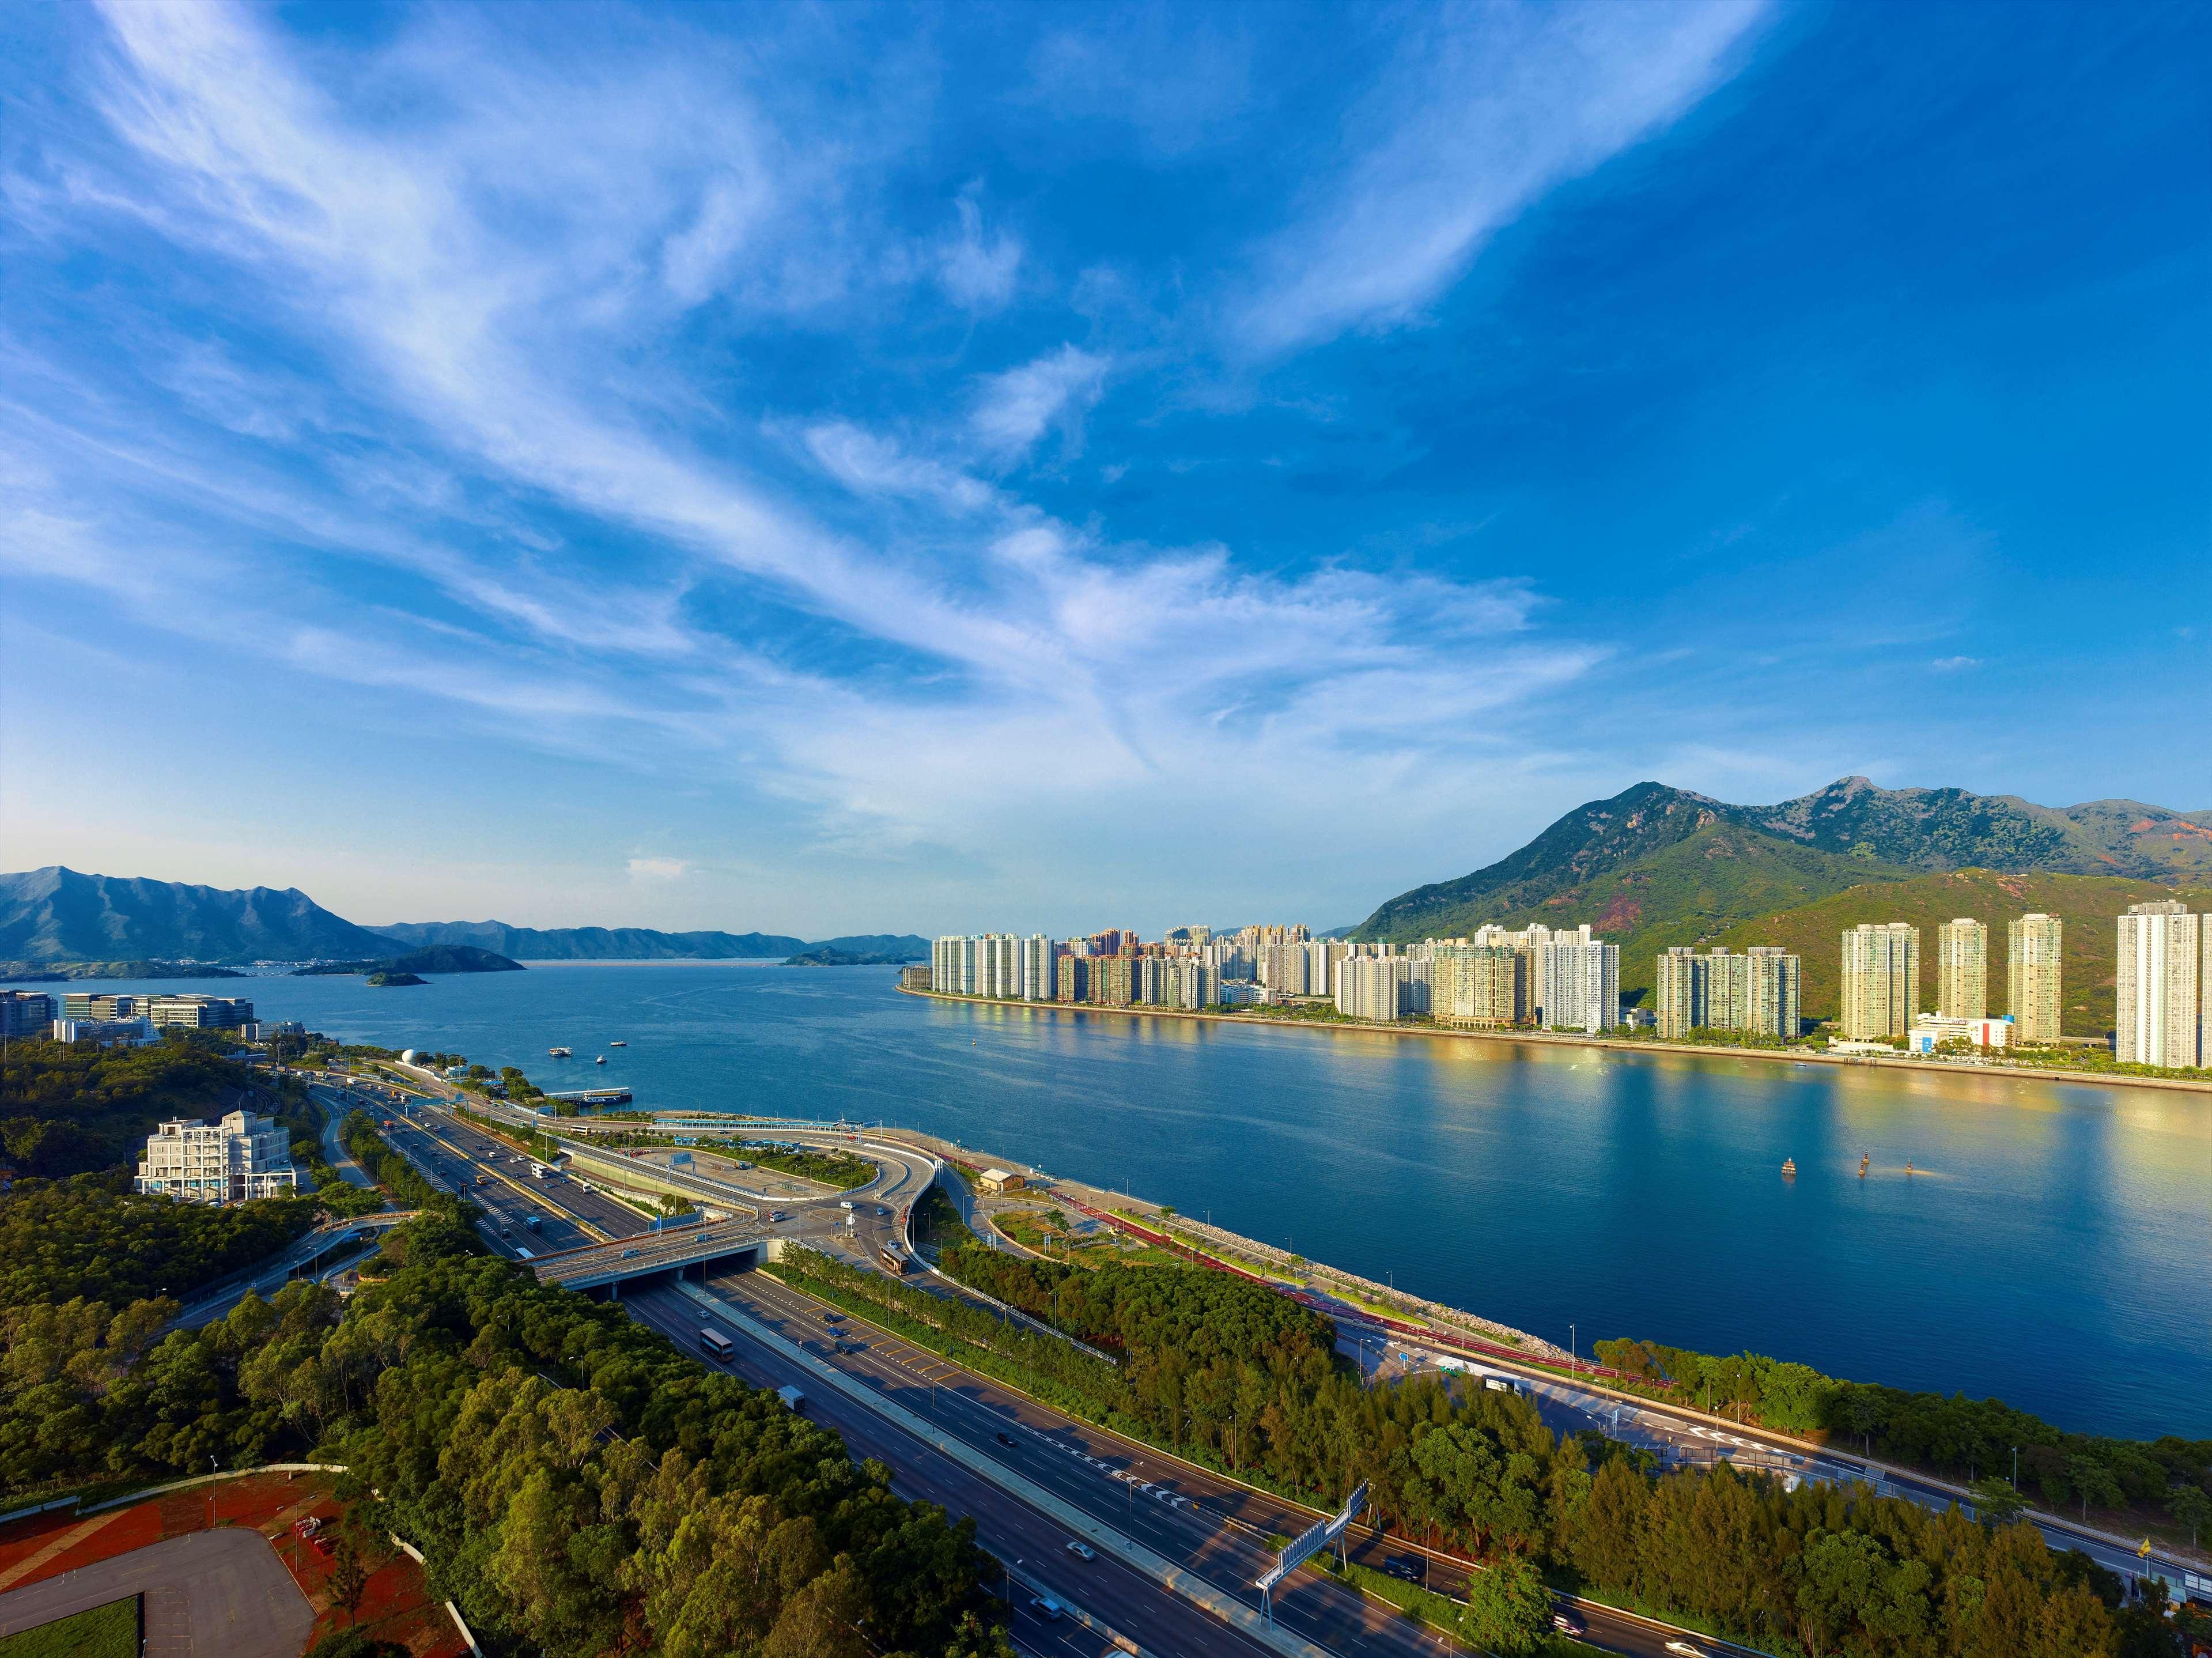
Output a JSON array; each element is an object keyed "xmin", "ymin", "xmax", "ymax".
[{"xmin": 530, "ymin": 1222, "xmax": 772, "ymax": 1296}]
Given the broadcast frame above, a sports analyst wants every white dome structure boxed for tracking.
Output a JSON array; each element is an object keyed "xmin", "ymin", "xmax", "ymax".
[{"xmin": 399, "ymin": 1048, "xmax": 418, "ymax": 1065}]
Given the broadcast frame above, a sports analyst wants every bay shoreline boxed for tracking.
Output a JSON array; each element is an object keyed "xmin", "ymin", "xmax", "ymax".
[{"xmin": 895, "ymin": 984, "xmax": 2212, "ymax": 1095}]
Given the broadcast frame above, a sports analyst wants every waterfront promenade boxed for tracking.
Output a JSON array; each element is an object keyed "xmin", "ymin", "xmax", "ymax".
[{"xmin": 897, "ymin": 984, "xmax": 2212, "ymax": 1093}]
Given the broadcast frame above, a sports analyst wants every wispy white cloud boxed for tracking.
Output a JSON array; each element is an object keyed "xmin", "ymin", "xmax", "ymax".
[
  {"xmin": 3, "ymin": 0, "xmax": 1656, "ymax": 930},
  {"xmin": 935, "ymin": 194, "xmax": 1023, "ymax": 311},
  {"xmin": 1930, "ymin": 655, "xmax": 1983, "ymax": 673},
  {"xmin": 970, "ymin": 345, "xmax": 1111, "ymax": 464},
  {"xmin": 1239, "ymin": 0, "xmax": 1769, "ymax": 352}
]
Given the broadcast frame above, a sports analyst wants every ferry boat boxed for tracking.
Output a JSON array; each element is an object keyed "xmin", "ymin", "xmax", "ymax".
[
  {"xmin": 608, "ymin": 1040, "xmax": 627, "ymax": 1048},
  {"xmin": 1781, "ymin": 1158, "xmax": 1798, "ymax": 1179},
  {"xmin": 548, "ymin": 1047, "xmax": 573, "ymax": 1058}
]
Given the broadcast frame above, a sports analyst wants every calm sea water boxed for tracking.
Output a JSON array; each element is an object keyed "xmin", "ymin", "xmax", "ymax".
[{"xmin": 84, "ymin": 963, "xmax": 2212, "ymax": 1439}]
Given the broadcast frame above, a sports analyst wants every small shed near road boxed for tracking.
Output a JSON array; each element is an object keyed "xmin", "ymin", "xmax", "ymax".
[{"xmin": 979, "ymin": 1168, "xmax": 1025, "ymax": 1194}]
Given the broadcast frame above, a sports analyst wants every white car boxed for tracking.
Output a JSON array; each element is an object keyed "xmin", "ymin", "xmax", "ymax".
[
  {"xmin": 1065, "ymin": 1540, "xmax": 1095, "ymax": 1561},
  {"xmin": 1665, "ymin": 1643, "xmax": 1708, "ymax": 1658}
]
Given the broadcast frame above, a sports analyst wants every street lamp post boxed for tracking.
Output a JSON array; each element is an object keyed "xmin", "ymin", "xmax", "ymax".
[
  {"xmin": 1570, "ymin": 1324, "xmax": 1577, "ymax": 1378},
  {"xmin": 208, "ymin": 1457, "xmax": 218, "ymax": 1530}
]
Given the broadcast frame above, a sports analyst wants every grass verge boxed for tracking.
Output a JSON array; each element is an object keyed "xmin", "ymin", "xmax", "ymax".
[{"xmin": 0, "ymin": 1596, "xmax": 139, "ymax": 1658}]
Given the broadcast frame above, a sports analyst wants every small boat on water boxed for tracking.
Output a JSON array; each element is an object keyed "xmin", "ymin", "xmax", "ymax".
[
  {"xmin": 548, "ymin": 1047, "xmax": 572, "ymax": 1058},
  {"xmin": 608, "ymin": 1040, "xmax": 627, "ymax": 1048},
  {"xmin": 1781, "ymin": 1158, "xmax": 1797, "ymax": 1179},
  {"xmin": 595, "ymin": 1055, "xmax": 607, "ymax": 1066}
]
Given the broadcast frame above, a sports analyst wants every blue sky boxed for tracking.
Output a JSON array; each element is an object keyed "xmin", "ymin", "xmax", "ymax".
[{"xmin": 2, "ymin": 1, "xmax": 2206, "ymax": 938}]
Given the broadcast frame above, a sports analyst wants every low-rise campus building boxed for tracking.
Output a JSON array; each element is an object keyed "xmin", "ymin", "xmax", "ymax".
[{"xmin": 135, "ymin": 1110, "xmax": 298, "ymax": 1204}]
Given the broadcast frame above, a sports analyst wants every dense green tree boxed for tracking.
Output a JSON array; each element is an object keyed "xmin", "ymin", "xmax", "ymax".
[{"xmin": 1458, "ymin": 1555, "xmax": 1552, "ymax": 1655}]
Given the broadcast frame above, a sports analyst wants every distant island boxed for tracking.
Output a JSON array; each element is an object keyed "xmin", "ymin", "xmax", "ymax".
[
  {"xmin": 784, "ymin": 945, "xmax": 927, "ymax": 966},
  {"xmin": 0, "ymin": 959, "xmax": 249, "ymax": 983},
  {"xmin": 294, "ymin": 945, "xmax": 524, "ymax": 978},
  {"xmin": 365, "ymin": 970, "xmax": 428, "ymax": 987}
]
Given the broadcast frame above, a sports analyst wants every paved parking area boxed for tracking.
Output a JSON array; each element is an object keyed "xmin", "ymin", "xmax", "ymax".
[{"xmin": 0, "ymin": 1529, "xmax": 313, "ymax": 1658}]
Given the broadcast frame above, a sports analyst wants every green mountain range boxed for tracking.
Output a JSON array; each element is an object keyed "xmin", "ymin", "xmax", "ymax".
[
  {"xmin": 1357, "ymin": 778, "xmax": 2212, "ymax": 1027},
  {"xmin": 370, "ymin": 920, "xmax": 811, "ymax": 960},
  {"xmin": 1, "ymin": 867, "xmax": 400, "ymax": 965},
  {"xmin": 1, "ymin": 869, "xmax": 926, "ymax": 968}
]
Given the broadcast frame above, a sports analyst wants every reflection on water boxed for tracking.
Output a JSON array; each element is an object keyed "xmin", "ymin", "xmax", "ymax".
[{"xmin": 93, "ymin": 962, "xmax": 2212, "ymax": 1438}]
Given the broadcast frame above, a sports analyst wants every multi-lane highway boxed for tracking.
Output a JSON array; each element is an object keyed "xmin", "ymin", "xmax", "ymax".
[
  {"xmin": 621, "ymin": 1280, "xmax": 1273, "ymax": 1658},
  {"xmin": 684, "ymin": 1261, "xmax": 1768, "ymax": 1658}
]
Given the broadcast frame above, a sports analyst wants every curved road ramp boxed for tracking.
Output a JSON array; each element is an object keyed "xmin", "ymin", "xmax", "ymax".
[{"xmin": 0, "ymin": 1529, "xmax": 313, "ymax": 1658}]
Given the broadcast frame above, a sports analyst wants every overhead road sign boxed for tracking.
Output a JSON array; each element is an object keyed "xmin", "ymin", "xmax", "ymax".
[{"xmin": 1257, "ymin": 1482, "xmax": 1366, "ymax": 1622}]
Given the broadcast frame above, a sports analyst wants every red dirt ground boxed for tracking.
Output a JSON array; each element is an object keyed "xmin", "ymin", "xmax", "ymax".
[{"xmin": 0, "ymin": 1474, "xmax": 467, "ymax": 1657}]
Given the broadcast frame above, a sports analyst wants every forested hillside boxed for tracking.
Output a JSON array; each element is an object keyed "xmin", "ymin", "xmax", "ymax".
[
  {"xmin": 0, "ymin": 1038, "xmax": 259, "ymax": 1179},
  {"xmin": 0, "ymin": 1174, "xmax": 1010, "ymax": 1655}
]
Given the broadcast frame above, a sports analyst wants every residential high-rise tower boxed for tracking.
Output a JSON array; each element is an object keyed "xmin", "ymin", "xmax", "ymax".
[
  {"xmin": 2116, "ymin": 902, "xmax": 2201, "ymax": 1068},
  {"xmin": 1840, "ymin": 923, "xmax": 1919, "ymax": 1038},
  {"xmin": 1935, "ymin": 918, "xmax": 1988, "ymax": 1019},
  {"xmin": 2006, "ymin": 913, "xmax": 2063, "ymax": 1043}
]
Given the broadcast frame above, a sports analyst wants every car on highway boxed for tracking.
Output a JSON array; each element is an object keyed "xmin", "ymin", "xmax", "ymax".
[
  {"xmin": 1664, "ymin": 1642, "xmax": 1707, "ymax": 1657},
  {"xmin": 1065, "ymin": 1541, "xmax": 1095, "ymax": 1561},
  {"xmin": 1383, "ymin": 1558, "xmax": 1421, "ymax": 1583},
  {"xmin": 1027, "ymin": 1596, "xmax": 1062, "ymax": 1621},
  {"xmin": 1552, "ymin": 1611, "xmax": 1586, "ymax": 1636},
  {"xmin": 995, "ymin": 1431, "xmax": 1015, "ymax": 1447}
]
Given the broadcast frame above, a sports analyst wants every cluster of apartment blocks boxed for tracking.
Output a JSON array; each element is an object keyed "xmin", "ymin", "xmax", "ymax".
[
  {"xmin": 0, "ymin": 991, "xmax": 273, "ymax": 1045},
  {"xmin": 928, "ymin": 921, "xmax": 1630, "ymax": 1033},
  {"xmin": 1821, "ymin": 902, "xmax": 2212, "ymax": 1067}
]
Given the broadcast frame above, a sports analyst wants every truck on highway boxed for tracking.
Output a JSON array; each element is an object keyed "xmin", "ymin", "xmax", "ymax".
[
  {"xmin": 699, "ymin": 1328, "xmax": 735, "ymax": 1361},
  {"xmin": 776, "ymin": 1385, "xmax": 806, "ymax": 1414},
  {"xmin": 524, "ymin": 1215, "xmax": 541, "ymax": 1232}
]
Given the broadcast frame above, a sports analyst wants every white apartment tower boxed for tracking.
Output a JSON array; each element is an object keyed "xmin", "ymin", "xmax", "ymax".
[
  {"xmin": 931, "ymin": 935, "xmax": 977, "ymax": 995},
  {"xmin": 1841, "ymin": 923, "xmax": 1920, "ymax": 1038},
  {"xmin": 2006, "ymin": 913, "xmax": 2063, "ymax": 1044},
  {"xmin": 1018, "ymin": 934, "xmax": 1057, "ymax": 1001},
  {"xmin": 1535, "ymin": 927, "xmax": 1620, "ymax": 1033},
  {"xmin": 1935, "ymin": 919, "xmax": 1988, "ymax": 1020},
  {"xmin": 2116, "ymin": 902, "xmax": 2202, "ymax": 1068}
]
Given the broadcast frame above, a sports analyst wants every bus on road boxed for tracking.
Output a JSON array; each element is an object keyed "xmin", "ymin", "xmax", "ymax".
[
  {"xmin": 879, "ymin": 1245, "xmax": 910, "ymax": 1275},
  {"xmin": 699, "ymin": 1328, "xmax": 734, "ymax": 1361}
]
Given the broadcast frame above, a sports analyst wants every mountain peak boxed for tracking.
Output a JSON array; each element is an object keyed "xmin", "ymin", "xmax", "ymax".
[{"xmin": 1356, "ymin": 776, "xmax": 2210, "ymax": 945}]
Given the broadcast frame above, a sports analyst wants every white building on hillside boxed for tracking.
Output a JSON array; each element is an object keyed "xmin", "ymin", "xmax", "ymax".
[{"xmin": 135, "ymin": 1110, "xmax": 299, "ymax": 1205}]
